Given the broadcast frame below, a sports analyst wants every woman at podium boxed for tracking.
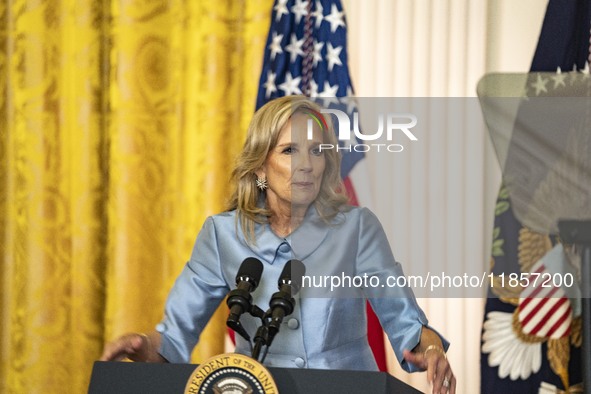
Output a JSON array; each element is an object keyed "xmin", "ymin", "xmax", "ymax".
[{"xmin": 101, "ymin": 96, "xmax": 456, "ymax": 393}]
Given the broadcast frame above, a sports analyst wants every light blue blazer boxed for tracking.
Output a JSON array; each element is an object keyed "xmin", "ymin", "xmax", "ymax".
[{"xmin": 157, "ymin": 206, "xmax": 448, "ymax": 372}]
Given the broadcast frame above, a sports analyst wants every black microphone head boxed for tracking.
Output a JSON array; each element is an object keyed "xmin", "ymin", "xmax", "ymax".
[
  {"xmin": 236, "ymin": 257, "xmax": 264, "ymax": 289},
  {"xmin": 279, "ymin": 259, "xmax": 306, "ymax": 294}
]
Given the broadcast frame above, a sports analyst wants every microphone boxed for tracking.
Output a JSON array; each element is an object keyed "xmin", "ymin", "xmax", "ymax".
[
  {"xmin": 226, "ymin": 257, "xmax": 264, "ymax": 341},
  {"xmin": 267, "ymin": 259, "xmax": 306, "ymax": 345}
]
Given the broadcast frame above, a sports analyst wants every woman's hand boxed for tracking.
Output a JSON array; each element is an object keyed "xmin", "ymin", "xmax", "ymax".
[
  {"xmin": 100, "ymin": 331, "xmax": 165, "ymax": 363},
  {"xmin": 403, "ymin": 326, "xmax": 455, "ymax": 394},
  {"xmin": 404, "ymin": 348, "xmax": 455, "ymax": 393}
]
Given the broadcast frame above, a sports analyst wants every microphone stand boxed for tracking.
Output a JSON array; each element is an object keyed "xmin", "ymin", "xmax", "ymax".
[
  {"xmin": 251, "ymin": 294, "xmax": 296, "ymax": 362},
  {"xmin": 252, "ymin": 324, "xmax": 270, "ymax": 361}
]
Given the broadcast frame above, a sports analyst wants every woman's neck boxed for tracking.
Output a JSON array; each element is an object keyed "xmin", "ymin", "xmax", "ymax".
[{"xmin": 268, "ymin": 203, "xmax": 308, "ymax": 238}]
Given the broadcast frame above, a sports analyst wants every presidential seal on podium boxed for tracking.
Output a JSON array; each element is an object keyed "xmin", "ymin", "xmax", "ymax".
[{"xmin": 184, "ymin": 353, "xmax": 278, "ymax": 394}]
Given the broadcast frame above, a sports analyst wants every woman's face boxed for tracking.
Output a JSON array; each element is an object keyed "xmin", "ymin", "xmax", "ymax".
[{"xmin": 258, "ymin": 113, "xmax": 326, "ymax": 213}]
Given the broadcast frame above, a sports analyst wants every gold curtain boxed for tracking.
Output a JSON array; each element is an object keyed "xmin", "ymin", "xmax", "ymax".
[{"xmin": 0, "ymin": 0, "xmax": 272, "ymax": 392}]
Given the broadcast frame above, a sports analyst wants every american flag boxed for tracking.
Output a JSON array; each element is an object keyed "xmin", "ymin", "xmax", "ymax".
[
  {"xmin": 254, "ymin": 0, "xmax": 387, "ymax": 371},
  {"xmin": 255, "ymin": 0, "xmax": 363, "ymax": 178}
]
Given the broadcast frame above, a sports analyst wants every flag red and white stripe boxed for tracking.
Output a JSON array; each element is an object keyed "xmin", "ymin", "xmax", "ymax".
[{"xmin": 518, "ymin": 263, "xmax": 572, "ymax": 339}]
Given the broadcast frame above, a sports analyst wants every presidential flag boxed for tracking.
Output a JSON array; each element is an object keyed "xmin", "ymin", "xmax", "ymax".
[
  {"xmin": 480, "ymin": 1, "xmax": 588, "ymax": 392},
  {"xmin": 254, "ymin": 0, "xmax": 387, "ymax": 371}
]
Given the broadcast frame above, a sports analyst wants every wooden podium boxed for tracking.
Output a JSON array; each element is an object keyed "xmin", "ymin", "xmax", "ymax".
[{"xmin": 88, "ymin": 361, "xmax": 423, "ymax": 393}]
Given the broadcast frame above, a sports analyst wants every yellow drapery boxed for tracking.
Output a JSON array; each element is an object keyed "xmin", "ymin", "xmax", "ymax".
[{"xmin": 0, "ymin": 0, "xmax": 272, "ymax": 392}]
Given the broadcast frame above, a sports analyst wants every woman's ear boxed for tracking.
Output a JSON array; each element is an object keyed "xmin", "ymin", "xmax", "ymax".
[{"xmin": 255, "ymin": 167, "xmax": 266, "ymax": 180}]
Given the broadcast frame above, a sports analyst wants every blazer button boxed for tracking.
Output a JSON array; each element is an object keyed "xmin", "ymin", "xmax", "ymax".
[
  {"xmin": 294, "ymin": 357, "xmax": 306, "ymax": 368},
  {"xmin": 287, "ymin": 318, "xmax": 299, "ymax": 330}
]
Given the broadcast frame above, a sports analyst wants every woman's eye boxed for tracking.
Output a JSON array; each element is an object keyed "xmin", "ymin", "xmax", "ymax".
[
  {"xmin": 311, "ymin": 147, "xmax": 323, "ymax": 156},
  {"xmin": 282, "ymin": 146, "xmax": 293, "ymax": 154}
]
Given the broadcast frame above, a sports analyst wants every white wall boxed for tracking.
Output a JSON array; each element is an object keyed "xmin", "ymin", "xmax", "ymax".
[
  {"xmin": 487, "ymin": 0, "xmax": 547, "ymax": 72},
  {"xmin": 341, "ymin": 1, "xmax": 548, "ymax": 393}
]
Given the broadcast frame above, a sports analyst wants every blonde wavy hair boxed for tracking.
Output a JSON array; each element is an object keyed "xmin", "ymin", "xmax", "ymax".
[{"xmin": 227, "ymin": 95, "xmax": 348, "ymax": 243}]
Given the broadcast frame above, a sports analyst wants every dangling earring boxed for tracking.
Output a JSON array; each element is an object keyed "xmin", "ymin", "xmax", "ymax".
[{"xmin": 256, "ymin": 176, "xmax": 268, "ymax": 191}]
